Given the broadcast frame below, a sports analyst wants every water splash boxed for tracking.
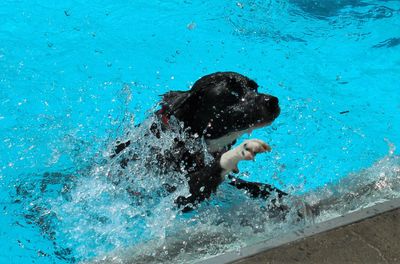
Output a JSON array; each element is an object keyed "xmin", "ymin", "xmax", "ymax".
[
  {"xmin": 89, "ymin": 146, "xmax": 400, "ymax": 264},
  {"xmin": 12, "ymin": 113, "xmax": 217, "ymax": 261}
]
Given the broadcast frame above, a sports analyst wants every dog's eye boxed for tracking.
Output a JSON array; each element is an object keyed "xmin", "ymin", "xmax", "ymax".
[
  {"xmin": 248, "ymin": 80, "xmax": 258, "ymax": 91},
  {"xmin": 230, "ymin": 91, "xmax": 240, "ymax": 97},
  {"xmin": 229, "ymin": 83, "xmax": 244, "ymax": 97},
  {"xmin": 223, "ymin": 91, "xmax": 241, "ymax": 103}
]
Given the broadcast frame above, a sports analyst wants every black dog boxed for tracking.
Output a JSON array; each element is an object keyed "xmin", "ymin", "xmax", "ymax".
[{"xmin": 112, "ymin": 72, "xmax": 287, "ymax": 212}]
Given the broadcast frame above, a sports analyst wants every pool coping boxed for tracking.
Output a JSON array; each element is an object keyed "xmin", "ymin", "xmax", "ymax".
[{"xmin": 196, "ymin": 197, "xmax": 400, "ymax": 264}]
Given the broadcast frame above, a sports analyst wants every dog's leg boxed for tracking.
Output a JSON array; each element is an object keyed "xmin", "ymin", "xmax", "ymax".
[
  {"xmin": 227, "ymin": 175, "xmax": 288, "ymax": 198},
  {"xmin": 220, "ymin": 139, "xmax": 287, "ymax": 198},
  {"xmin": 220, "ymin": 139, "xmax": 291, "ymax": 212},
  {"xmin": 176, "ymin": 140, "xmax": 285, "ymax": 212},
  {"xmin": 220, "ymin": 139, "xmax": 271, "ymax": 175}
]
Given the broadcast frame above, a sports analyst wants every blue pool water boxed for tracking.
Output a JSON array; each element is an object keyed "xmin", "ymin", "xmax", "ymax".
[{"xmin": 1, "ymin": 0, "xmax": 400, "ymax": 263}]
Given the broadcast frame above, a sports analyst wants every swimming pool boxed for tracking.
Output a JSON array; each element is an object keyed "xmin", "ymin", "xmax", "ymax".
[{"xmin": 1, "ymin": 0, "xmax": 399, "ymax": 263}]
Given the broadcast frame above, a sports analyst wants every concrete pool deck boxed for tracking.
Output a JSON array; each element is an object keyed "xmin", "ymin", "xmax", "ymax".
[{"xmin": 199, "ymin": 198, "xmax": 400, "ymax": 264}]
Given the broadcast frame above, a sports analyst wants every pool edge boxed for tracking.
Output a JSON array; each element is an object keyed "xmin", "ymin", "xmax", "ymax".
[{"xmin": 196, "ymin": 198, "xmax": 400, "ymax": 264}]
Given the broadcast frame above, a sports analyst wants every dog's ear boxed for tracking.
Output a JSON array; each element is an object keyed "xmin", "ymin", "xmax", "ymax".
[{"xmin": 161, "ymin": 91, "xmax": 191, "ymax": 113}]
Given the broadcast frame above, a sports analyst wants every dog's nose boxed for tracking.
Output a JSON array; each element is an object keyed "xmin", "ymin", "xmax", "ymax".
[
  {"xmin": 260, "ymin": 96, "xmax": 279, "ymax": 111},
  {"xmin": 267, "ymin": 96, "xmax": 279, "ymax": 106}
]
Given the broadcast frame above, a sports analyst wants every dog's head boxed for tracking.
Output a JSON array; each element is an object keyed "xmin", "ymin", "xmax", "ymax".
[{"xmin": 160, "ymin": 72, "xmax": 280, "ymax": 151}]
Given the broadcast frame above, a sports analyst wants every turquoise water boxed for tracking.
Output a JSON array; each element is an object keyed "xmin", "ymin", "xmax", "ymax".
[{"xmin": 1, "ymin": 0, "xmax": 399, "ymax": 263}]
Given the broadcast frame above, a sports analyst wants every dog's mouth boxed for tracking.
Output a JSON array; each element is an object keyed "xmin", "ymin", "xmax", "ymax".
[
  {"xmin": 253, "ymin": 121, "xmax": 272, "ymax": 129},
  {"xmin": 205, "ymin": 104, "xmax": 280, "ymax": 152},
  {"xmin": 250, "ymin": 100, "xmax": 281, "ymax": 128},
  {"xmin": 244, "ymin": 112, "xmax": 279, "ymax": 134},
  {"xmin": 204, "ymin": 97, "xmax": 280, "ymax": 138}
]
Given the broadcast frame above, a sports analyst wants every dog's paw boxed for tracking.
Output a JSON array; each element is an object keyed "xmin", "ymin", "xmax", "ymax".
[
  {"xmin": 220, "ymin": 139, "xmax": 271, "ymax": 174},
  {"xmin": 239, "ymin": 139, "xmax": 271, "ymax": 160}
]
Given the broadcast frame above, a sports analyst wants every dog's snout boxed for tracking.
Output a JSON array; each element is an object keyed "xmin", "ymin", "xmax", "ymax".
[
  {"xmin": 266, "ymin": 96, "xmax": 278, "ymax": 107},
  {"xmin": 258, "ymin": 95, "xmax": 279, "ymax": 112}
]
